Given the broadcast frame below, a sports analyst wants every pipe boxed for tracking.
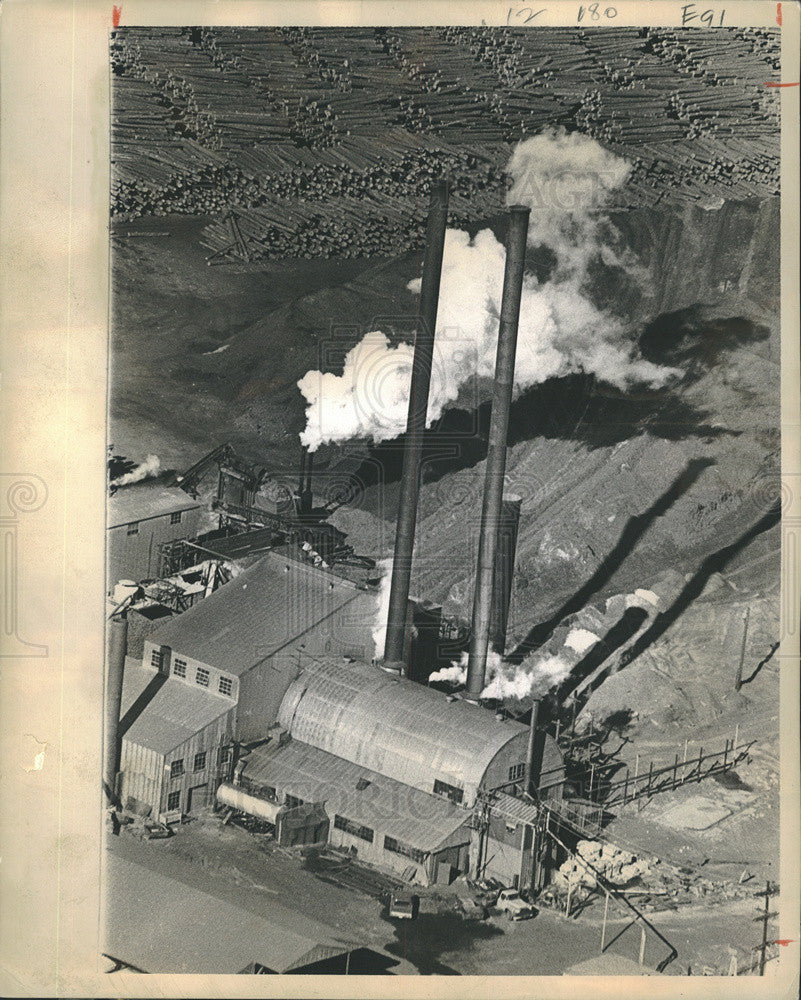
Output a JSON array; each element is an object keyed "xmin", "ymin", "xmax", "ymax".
[
  {"xmin": 298, "ymin": 446, "xmax": 307, "ymax": 495},
  {"xmin": 104, "ymin": 613, "xmax": 128, "ymax": 804},
  {"xmin": 523, "ymin": 698, "xmax": 541, "ymax": 797},
  {"xmin": 488, "ymin": 494, "xmax": 522, "ymax": 654},
  {"xmin": 383, "ymin": 179, "xmax": 450, "ymax": 671},
  {"xmin": 465, "ymin": 206, "xmax": 530, "ymax": 698}
]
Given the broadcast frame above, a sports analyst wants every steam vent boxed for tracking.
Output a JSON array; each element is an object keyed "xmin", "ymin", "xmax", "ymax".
[{"xmin": 101, "ymin": 20, "xmax": 789, "ymax": 980}]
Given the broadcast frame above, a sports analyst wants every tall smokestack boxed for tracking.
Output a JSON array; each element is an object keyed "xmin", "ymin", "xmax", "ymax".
[
  {"xmin": 465, "ymin": 205, "xmax": 530, "ymax": 699},
  {"xmin": 104, "ymin": 613, "xmax": 128, "ymax": 804},
  {"xmin": 298, "ymin": 446, "xmax": 307, "ymax": 495},
  {"xmin": 383, "ymin": 180, "xmax": 449, "ymax": 671},
  {"xmin": 489, "ymin": 494, "xmax": 522, "ymax": 654}
]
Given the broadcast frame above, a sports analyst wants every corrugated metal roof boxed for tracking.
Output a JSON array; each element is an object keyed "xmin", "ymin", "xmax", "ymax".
[
  {"xmin": 491, "ymin": 792, "xmax": 541, "ymax": 825},
  {"xmin": 104, "ymin": 850, "xmax": 359, "ymax": 973},
  {"xmin": 241, "ymin": 738, "xmax": 469, "ymax": 853},
  {"xmin": 277, "ymin": 657, "xmax": 528, "ymax": 801},
  {"xmin": 107, "ymin": 481, "xmax": 201, "ymax": 527},
  {"xmin": 119, "ymin": 661, "xmax": 230, "ymax": 755},
  {"xmin": 145, "ymin": 551, "xmax": 372, "ymax": 676}
]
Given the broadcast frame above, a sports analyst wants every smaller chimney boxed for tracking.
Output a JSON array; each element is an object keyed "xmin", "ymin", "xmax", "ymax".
[
  {"xmin": 104, "ymin": 613, "xmax": 128, "ymax": 804},
  {"xmin": 523, "ymin": 698, "xmax": 541, "ymax": 799}
]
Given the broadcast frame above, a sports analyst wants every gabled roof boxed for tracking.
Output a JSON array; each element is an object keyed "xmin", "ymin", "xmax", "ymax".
[
  {"xmin": 104, "ymin": 851, "xmax": 359, "ymax": 973},
  {"xmin": 119, "ymin": 659, "xmax": 231, "ymax": 755},
  {"xmin": 145, "ymin": 550, "xmax": 373, "ymax": 676},
  {"xmin": 242, "ymin": 737, "xmax": 470, "ymax": 853},
  {"xmin": 277, "ymin": 657, "xmax": 529, "ymax": 800},
  {"xmin": 108, "ymin": 481, "xmax": 201, "ymax": 527}
]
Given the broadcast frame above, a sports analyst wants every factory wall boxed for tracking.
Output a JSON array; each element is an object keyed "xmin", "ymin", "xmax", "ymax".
[
  {"xmin": 107, "ymin": 507, "xmax": 206, "ymax": 587},
  {"xmin": 474, "ymin": 813, "xmax": 536, "ymax": 890},
  {"xmin": 159, "ymin": 711, "xmax": 236, "ymax": 818},
  {"xmin": 119, "ymin": 709, "xmax": 235, "ymax": 820},
  {"xmin": 478, "ymin": 731, "xmax": 529, "ymax": 794},
  {"xmin": 236, "ymin": 656, "xmax": 300, "ymax": 743},
  {"xmin": 118, "ymin": 741, "xmax": 164, "ymax": 817}
]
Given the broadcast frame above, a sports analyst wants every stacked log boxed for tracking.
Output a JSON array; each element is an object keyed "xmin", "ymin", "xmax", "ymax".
[{"xmin": 110, "ymin": 25, "xmax": 781, "ymax": 243}]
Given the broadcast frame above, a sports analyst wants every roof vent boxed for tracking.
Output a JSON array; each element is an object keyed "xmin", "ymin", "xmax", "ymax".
[{"xmin": 356, "ymin": 778, "xmax": 371, "ymax": 791}]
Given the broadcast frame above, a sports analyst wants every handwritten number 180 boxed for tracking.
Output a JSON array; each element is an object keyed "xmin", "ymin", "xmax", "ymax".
[{"xmin": 577, "ymin": 4, "xmax": 618, "ymax": 20}]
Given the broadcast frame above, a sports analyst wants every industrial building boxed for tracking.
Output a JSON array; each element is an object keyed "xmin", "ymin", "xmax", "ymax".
[
  {"xmin": 220, "ymin": 655, "xmax": 563, "ymax": 887},
  {"xmin": 107, "ymin": 480, "xmax": 206, "ymax": 585},
  {"xmin": 111, "ymin": 549, "xmax": 378, "ymax": 816},
  {"xmin": 106, "ymin": 188, "xmax": 568, "ymax": 898}
]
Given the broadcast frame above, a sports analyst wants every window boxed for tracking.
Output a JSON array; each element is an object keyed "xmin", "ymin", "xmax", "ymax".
[
  {"xmin": 167, "ymin": 791, "xmax": 181, "ymax": 811},
  {"xmin": 433, "ymin": 779, "xmax": 464, "ymax": 805},
  {"xmin": 383, "ymin": 836, "xmax": 427, "ymax": 865},
  {"xmin": 218, "ymin": 745, "xmax": 233, "ymax": 766},
  {"xmin": 170, "ymin": 511, "xmax": 182, "ymax": 525},
  {"xmin": 334, "ymin": 815, "xmax": 373, "ymax": 842},
  {"xmin": 170, "ymin": 759, "xmax": 184, "ymax": 779},
  {"xmin": 342, "ymin": 644, "xmax": 365, "ymax": 661},
  {"xmin": 193, "ymin": 751, "xmax": 207, "ymax": 772},
  {"xmin": 173, "ymin": 658, "xmax": 187, "ymax": 678},
  {"xmin": 127, "ymin": 522, "xmax": 139, "ymax": 535},
  {"xmin": 150, "ymin": 649, "xmax": 162, "ymax": 671},
  {"xmin": 218, "ymin": 675, "xmax": 233, "ymax": 697},
  {"xmin": 196, "ymin": 667, "xmax": 210, "ymax": 688},
  {"xmin": 508, "ymin": 763, "xmax": 525, "ymax": 783}
]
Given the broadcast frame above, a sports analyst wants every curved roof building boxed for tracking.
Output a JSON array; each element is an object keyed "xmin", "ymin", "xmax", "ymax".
[{"xmin": 277, "ymin": 657, "xmax": 562, "ymax": 807}]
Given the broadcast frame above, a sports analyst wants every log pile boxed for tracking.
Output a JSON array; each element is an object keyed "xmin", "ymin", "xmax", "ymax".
[{"xmin": 110, "ymin": 26, "xmax": 781, "ymax": 257}]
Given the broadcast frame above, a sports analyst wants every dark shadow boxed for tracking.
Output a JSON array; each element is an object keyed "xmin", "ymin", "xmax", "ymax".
[
  {"xmin": 638, "ymin": 308, "xmax": 771, "ymax": 373},
  {"xmin": 556, "ymin": 606, "xmax": 650, "ymax": 703},
  {"xmin": 380, "ymin": 909, "xmax": 503, "ymax": 975},
  {"xmin": 507, "ymin": 458, "xmax": 715, "ymax": 664},
  {"xmin": 118, "ymin": 672, "xmax": 167, "ymax": 737},
  {"xmin": 620, "ymin": 501, "xmax": 782, "ymax": 667},
  {"xmin": 741, "ymin": 641, "xmax": 780, "ymax": 686}
]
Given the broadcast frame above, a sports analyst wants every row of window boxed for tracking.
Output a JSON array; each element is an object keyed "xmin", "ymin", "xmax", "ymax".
[
  {"xmin": 126, "ymin": 511, "xmax": 182, "ymax": 536},
  {"xmin": 332, "ymin": 815, "xmax": 430, "ymax": 864},
  {"xmin": 151, "ymin": 649, "xmax": 234, "ymax": 697},
  {"xmin": 169, "ymin": 745, "xmax": 233, "ymax": 780}
]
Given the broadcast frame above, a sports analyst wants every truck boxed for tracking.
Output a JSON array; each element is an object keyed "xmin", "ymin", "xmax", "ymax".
[{"xmin": 496, "ymin": 888, "xmax": 536, "ymax": 920}]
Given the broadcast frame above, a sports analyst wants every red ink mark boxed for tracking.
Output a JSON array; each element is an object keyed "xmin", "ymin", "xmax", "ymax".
[
  {"xmin": 765, "ymin": 81, "xmax": 799, "ymax": 87},
  {"xmin": 775, "ymin": 939, "xmax": 794, "ymax": 947},
  {"xmin": 112, "ymin": 5, "xmax": 122, "ymax": 27},
  {"xmin": 777, "ymin": 3, "xmax": 782, "ymax": 26}
]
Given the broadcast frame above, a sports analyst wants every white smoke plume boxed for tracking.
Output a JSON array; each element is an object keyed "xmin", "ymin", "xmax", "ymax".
[
  {"xmin": 429, "ymin": 646, "xmax": 575, "ymax": 702},
  {"xmin": 111, "ymin": 454, "xmax": 161, "ymax": 487},
  {"xmin": 298, "ymin": 130, "xmax": 677, "ymax": 452},
  {"xmin": 371, "ymin": 557, "xmax": 393, "ymax": 660},
  {"xmin": 481, "ymin": 653, "xmax": 575, "ymax": 701}
]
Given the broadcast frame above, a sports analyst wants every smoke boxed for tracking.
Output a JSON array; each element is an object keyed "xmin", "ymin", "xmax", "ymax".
[
  {"xmin": 298, "ymin": 130, "xmax": 677, "ymax": 452},
  {"xmin": 371, "ymin": 557, "xmax": 393, "ymax": 660},
  {"xmin": 110, "ymin": 454, "xmax": 161, "ymax": 487},
  {"xmin": 481, "ymin": 653, "xmax": 574, "ymax": 701},
  {"xmin": 429, "ymin": 646, "xmax": 574, "ymax": 702}
]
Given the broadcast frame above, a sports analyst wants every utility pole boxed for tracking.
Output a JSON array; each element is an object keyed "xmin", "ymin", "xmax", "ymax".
[{"xmin": 754, "ymin": 881, "xmax": 778, "ymax": 975}]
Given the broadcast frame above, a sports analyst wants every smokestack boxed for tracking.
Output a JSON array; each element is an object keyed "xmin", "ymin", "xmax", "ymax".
[
  {"xmin": 465, "ymin": 205, "xmax": 530, "ymax": 699},
  {"xmin": 104, "ymin": 613, "xmax": 128, "ymax": 804},
  {"xmin": 298, "ymin": 446, "xmax": 307, "ymax": 495},
  {"xmin": 383, "ymin": 180, "xmax": 450, "ymax": 671},
  {"xmin": 489, "ymin": 494, "xmax": 522, "ymax": 655},
  {"xmin": 523, "ymin": 698, "xmax": 541, "ymax": 798}
]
